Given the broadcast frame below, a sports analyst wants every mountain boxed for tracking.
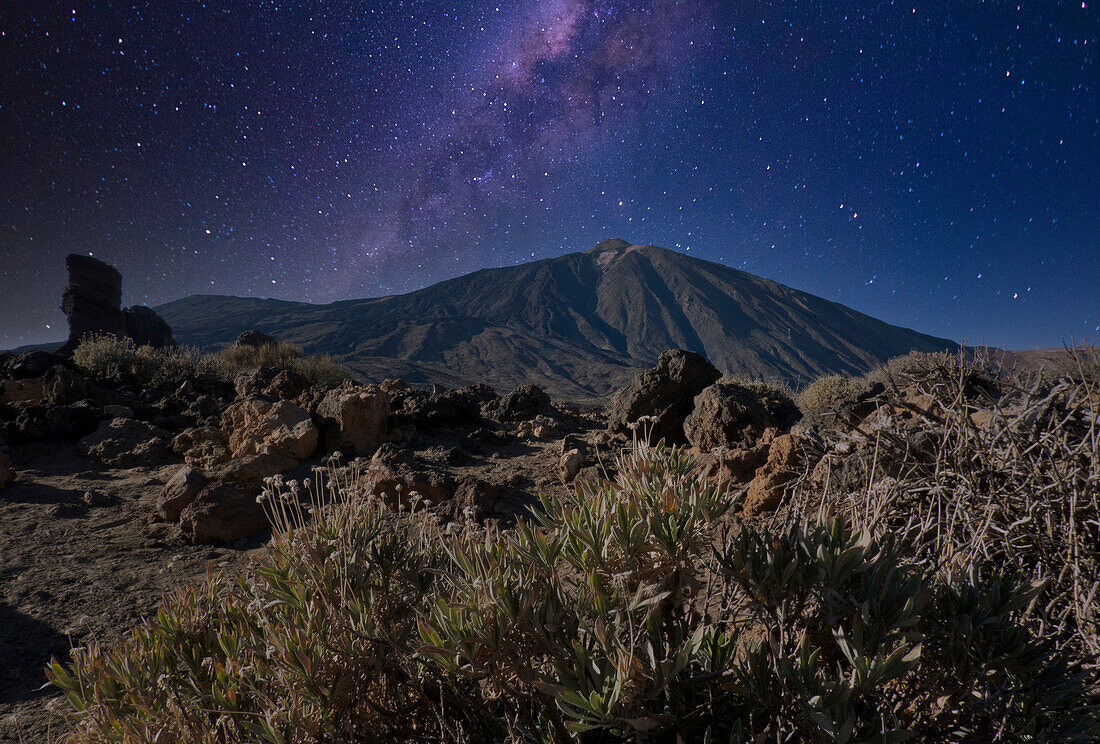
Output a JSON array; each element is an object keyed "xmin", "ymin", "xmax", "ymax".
[{"xmin": 156, "ymin": 239, "xmax": 957, "ymax": 399}]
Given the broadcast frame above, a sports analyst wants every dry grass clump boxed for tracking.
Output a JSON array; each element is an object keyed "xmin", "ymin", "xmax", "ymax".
[
  {"xmin": 216, "ymin": 341, "xmax": 352, "ymax": 386},
  {"xmin": 72, "ymin": 335, "xmax": 352, "ymax": 388},
  {"xmin": 797, "ymin": 374, "xmax": 869, "ymax": 411},
  {"xmin": 72, "ymin": 335, "xmax": 223, "ymax": 387},
  {"xmin": 48, "ymin": 444, "xmax": 1095, "ymax": 742},
  {"xmin": 802, "ymin": 345, "xmax": 1100, "ymax": 698}
]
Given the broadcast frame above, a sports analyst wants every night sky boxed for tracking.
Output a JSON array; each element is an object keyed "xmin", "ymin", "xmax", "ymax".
[{"xmin": 1, "ymin": 1, "xmax": 1096, "ymax": 349}]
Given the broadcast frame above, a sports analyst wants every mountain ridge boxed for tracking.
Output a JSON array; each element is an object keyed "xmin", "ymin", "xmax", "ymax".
[{"xmin": 156, "ymin": 240, "xmax": 958, "ymax": 399}]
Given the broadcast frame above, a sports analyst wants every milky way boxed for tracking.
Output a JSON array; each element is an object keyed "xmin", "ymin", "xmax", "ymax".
[{"xmin": 1, "ymin": 0, "xmax": 1096, "ymax": 348}]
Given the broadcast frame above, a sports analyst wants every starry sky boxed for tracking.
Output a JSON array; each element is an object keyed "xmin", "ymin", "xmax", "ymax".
[{"xmin": 1, "ymin": 0, "xmax": 1096, "ymax": 349}]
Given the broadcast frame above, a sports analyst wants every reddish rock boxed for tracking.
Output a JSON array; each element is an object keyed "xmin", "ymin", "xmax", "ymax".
[{"xmin": 743, "ymin": 434, "xmax": 805, "ymax": 516}]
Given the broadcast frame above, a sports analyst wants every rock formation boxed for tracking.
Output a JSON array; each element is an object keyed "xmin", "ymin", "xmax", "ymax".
[
  {"xmin": 607, "ymin": 349, "xmax": 721, "ymax": 444},
  {"xmin": 59, "ymin": 254, "xmax": 175, "ymax": 354}
]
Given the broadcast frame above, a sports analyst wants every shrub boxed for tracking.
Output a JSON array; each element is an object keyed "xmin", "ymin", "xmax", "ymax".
[
  {"xmin": 797, "ymin": 374, "xmax": 869, "ymax": 412},
  {"xmin": 217, "ymin": 341, "xmax": 352, "ymax": 386},
  {"xmin": 72, "ymin": 336, "xmax": 353, "ymax": 389},
  {"xmin": 48, "ymin": 444, "xmax": 1096, "ymax": 742},
  {"xmin": 72, "ymin": 335, "xmax": 222, "ymax": 387}
]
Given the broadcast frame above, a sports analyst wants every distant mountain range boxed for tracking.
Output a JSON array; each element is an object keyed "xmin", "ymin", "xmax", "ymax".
[{"xmin": 154, "ymin": 239, "xmax": 957, "ymax": 399}]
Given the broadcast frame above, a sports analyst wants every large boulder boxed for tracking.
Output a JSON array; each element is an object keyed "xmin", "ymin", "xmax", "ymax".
[
  {"xmin": 607, "ymin": 350, "xmax": 721, "ymax": 445},
  {"xmin": 485, "ymin": 384, "xmax": 551, "ymax": 422},
  {"xmin": 315, "ymin": 383, "xmax": 390, "ymax": 455},
  {"xmin": 234, "ymin": 367, "xmax": 280, "ymax": 398},
  {"xmin": 59, "ymin": 255, "xmax": 126, "ymax": 354},
  {"xmin": 156, "ymin": 465, "xmax": 208, "ymax": 522},
  {"xmin": 78, "ymin": 418, "xmax": 173, "ymax": 467},
  {"xmin": 171, "ymin": 426, "xmax": 232, "ymax": 469},
  {"xmin": 179, "ymin": 481, "xmax": 269, "ymax": 544},
  {"xmin": 395, "ymin": 384, "xmax": 496, "ymax": 429},
  {"xmin": 452, "ymin": 476, "xmax": 501, "ymax": 520},
  {"xmin": 695, "ymin": 428, "xmax": 777, "ymax": 485},
  {"xmin": 45, "ymin": 404, "xmax": 104, "ymax": 441},
  {"xmin": 211, "ymin": 452, "xmax": 299, "ymax": 486},
  {"xmin": 222, "ymin": 396, "xmax": 318, "ymax": 461},
  {"xmin": 264, "ymin": 370, "xmax": 311, "ymax": 400},
  {"xmin": 684, "ymin": 381, "xmax": 778, "ymax": 451}
]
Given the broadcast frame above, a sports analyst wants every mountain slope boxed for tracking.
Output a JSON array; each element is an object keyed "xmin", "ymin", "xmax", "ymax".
[{"xmin": 157, "ymin": 239, "xmax": 957, "ymax": 398}]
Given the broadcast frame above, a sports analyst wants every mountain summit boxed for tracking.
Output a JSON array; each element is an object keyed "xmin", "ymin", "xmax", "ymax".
[{"xmin": 157, "ymin": 240, "xmax": 956, "ymax": 398}]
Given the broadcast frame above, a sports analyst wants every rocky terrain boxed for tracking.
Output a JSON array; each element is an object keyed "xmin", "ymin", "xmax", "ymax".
[
  {"xmin": 156, "ymin": 239, "xmax": 957, "ymax": 398},
  {"xmin": 1, "ymin": 255, "xmax": 1095, "ymax": 742}
]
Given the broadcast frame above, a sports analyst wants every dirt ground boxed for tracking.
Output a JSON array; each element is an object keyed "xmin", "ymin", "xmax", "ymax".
[{"xmin": 0, "ymin": 422, "xmax": 602, "ymax": 743}]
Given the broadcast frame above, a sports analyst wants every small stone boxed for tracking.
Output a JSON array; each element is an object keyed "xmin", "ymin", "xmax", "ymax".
[{"xmin": 82, "ymin": 489, "xmax": 113, "ymax": 507}]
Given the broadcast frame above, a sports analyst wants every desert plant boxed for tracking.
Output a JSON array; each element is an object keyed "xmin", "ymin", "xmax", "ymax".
[
  {"xmin": 72, "ymin": 334, "xmax": 223, "ymax": 386},
  {"xmin": 48, "ymin": 444, "xmax": 1097, "ymax": 743},
  {"xmin": 217, "ymin": 341, "xmax": 352, "ymax": 386},
  {"xmin": 798, "ymin": 374, "xmax": 869, "ymax": 412}
]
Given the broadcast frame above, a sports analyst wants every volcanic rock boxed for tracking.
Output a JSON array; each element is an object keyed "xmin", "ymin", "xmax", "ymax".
[
  {"xmin": 359, "ymin": 460, "xmax": 453, "ymax": 508},
  {"xmin": 211, "ymin": 452, "xmax": 299, "ymax": 486},
  {"xmin": 157, "ymin": 465, "xmax": 209, "ymax": 522},
  {"xmin": 77, "ymin": 418, "xmax": 174, "ymax": 468},
  {"xmin": 222, "ymin": 396, "xmax": 317, "ymax": 461},
  {"xmin": 171, "ymin": 426, "xmax": 232, "ymax": 469},
  {"xmin": 695, "ymin": 429, "xmax": 777, "ymax": 484},
  {"xmin": 0, "ymin": 378, "xmax": 45, "ymax": 405},
  {"xmin": 45, "ymin": 404, "xmax": 103, "ymax": 441},
  {"xmin": 486, "ymin": 384, "xmax": 551, "ymax": 422},
  {"xmin": 179, "ymin": 481, "xmax": 269, "ymax": 544},
  {"xmin": 452, "ymin": 476, "xmax": 501, "ymax": 519},
  {"xmin": 43, "ymin": 366, "xmax": 111, "ymax": 407},
  {"xmin": 58, "ymin": 254, "xmax": 175, "ymax": 353},
  {"xmin": 233, "ymin": 368, "xmax": 280, "ymax": 398},
  {"xmin": 684, "ymin": 381, "xmax": 778, "ymax": 451},
  {"xmin": 315, "ymin": 383, "xmax": 390, "ymax": 455},
  {"xmin": 59, "ymin": 255, "xmax": 126, "ymax": 354},
  {"xmin": 743, "ymin": 434, "xmax": 809, "ymax": 516},
  {"xmin": 608, "ymin": 350, "xmax": 721, "ymax": 445},
  {"xmin": 264, "ymin": 370, "xmax": 310, "ymax": 400}
]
